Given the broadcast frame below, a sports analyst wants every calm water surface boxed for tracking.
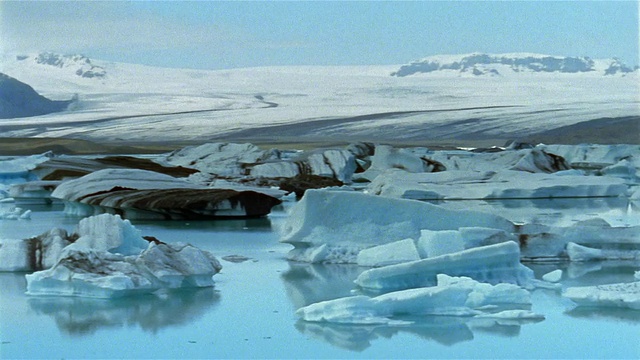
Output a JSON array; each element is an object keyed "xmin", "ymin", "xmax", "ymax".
[{"xmin": 1, "ymin": 201, "xmax": 639, "ymax": 359}]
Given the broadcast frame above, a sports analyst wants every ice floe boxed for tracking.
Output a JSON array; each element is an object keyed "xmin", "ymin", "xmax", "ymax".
[
  {"xmin": 297, "ymin": 274, "xmax": 538, "ymax": 324},
  {"xmin": 25, "ymin": 214, "xmax": 222, "ymax": 298},
  {"xmin": 563, "ymin": 281, "xmax": 640, "ymax": 310}
]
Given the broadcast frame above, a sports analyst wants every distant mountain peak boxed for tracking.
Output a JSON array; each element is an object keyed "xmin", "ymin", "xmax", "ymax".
[
  {"xmin": 17, "ymin": 52, "xmax": 106, "ymax": 79},
  {"xmin": 391, "ymin": 53, "xmax": 637, "ymax": 77}
]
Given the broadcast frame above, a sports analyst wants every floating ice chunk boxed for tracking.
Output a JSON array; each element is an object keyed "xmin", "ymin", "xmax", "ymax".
[
  {"xmin": 563, "ymin": 281, "xmax": 640, "ymax": 310},
  {"xmin": 160, "ymin": 142, "xmax": 279, "ymax": 175},
  {"xmin": 542, "ymin": 144, "xmax": 640, "ymax": 170},
  {"xmin": 51, "ymin": 168, "xmax": 281, "ymax": 219},
  {"xmin": 368, "ymin": 169, "xmax": 629, "ymax": 201},
  {"xmin": 566, "ymin": 242, "xmax": 604, "ymax": 262},
  {"xmin": 356, "ymin": 239, "xmax": 421, "ymax": 267},
  {"xmin": 24, "ymin": 214, "xmax": 222, "ymax": 298},
  {"xmin": 356, "ymin": 145, "xmax": 440, "ymax": 181},
  {"xmin": 472, "ymin": 310, "xmax": 545, "ymax": 321},
  {"xmin": 565, "ymin": 241, "xmax": 640, "ymax": 262},
  {"xmin": 0, "ymin": 206, "xmax": 31, "ymax": 220},
  {"xmin": 509, "ymin": 148, "xmax": 570, "ymax": 173},
  {"xmin": 280, "ymin": 189, "xmax": 514, "ymax": 263},
  {"xmin": 355, "ymin": 241, "xmax": 533, "ymax": 292},
  {"xmin": 635, "ymin": 271, "xmax": 640, "ymax": 280},
  {"xmin": 250, "ymin": 149, "xmax": 357, "ymax": 183},
  {"xmin": 297, "ymin": 275, "xmax": 533, "ymax": 324},
  {"xmin": 542, "ymin": 269, "xmax": 563, "ymax": 283}
]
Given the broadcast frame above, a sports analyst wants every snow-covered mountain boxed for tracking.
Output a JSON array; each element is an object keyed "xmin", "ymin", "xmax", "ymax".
[
  {"xmin": 17, "ymin": 52, "xmax": 106, "ymax": 79},
  {"xmin": 0, "ymin": 52, "xmax": 637, "ymax": 145},
  {"xmin": 391, "ymin": 53, "xmax": 638, "ymax": 77},
  {"xmin": 0, "ymin": 72, "xmax": 75, "ymax": 119}
]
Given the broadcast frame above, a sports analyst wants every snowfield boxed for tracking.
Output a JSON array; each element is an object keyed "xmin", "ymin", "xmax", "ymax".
[{"xmin": 0, "ymin": 52, "xmax": 638, "ymax": 144}]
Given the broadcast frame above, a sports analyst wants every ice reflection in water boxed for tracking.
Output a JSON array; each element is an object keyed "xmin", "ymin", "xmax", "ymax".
[{"xmin": 27, "ymin": 288, "xmax": 220, "ymax": 335}]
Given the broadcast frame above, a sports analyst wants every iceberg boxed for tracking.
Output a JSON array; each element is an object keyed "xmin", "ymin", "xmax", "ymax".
[
  {"xmin": 250, "ymin": 149, "xmax": 357, "ymax": 183},
  {"xmin": 51, "ymin": 168, "xmax": 281, "ymax": 219},
  {"xmin": 160, "ymin": 142, "xmax": 279, "ymax": 176},
  {"xmin": 355, "ymin": 145, "xmax": 444, "ymax": 182},
  {"xmin": 280, "ymin": 189, "xmax": 515, "ymax": 263},
  {"xmin": 367, "ymin": 169, "xmax": 628, "ymax": 201},
  {"xmin": 563, "ymin": 281, "xmax": 640, "ymax": 310},
  {"xmin": 297, "ymin": 274, "xmax": 536, "ymax": 324},
  {"xmin": 25, "ymin": 214, "xmax": 222, "ymax": 298},
  {"xmin": 354, "ymin": 241, "xmax": 533, "ymax": 292}
]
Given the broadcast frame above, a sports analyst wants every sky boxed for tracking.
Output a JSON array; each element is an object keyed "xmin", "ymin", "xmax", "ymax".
[{"xmin": 1, "ymin": 1, "xmax": 638, "ymax": 70}]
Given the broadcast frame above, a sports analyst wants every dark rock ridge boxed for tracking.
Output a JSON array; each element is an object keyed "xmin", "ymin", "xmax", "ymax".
[
  {"xmin": 391, "ymin": 53, "xmax": 637, "ymax": 77},
  {"xmin": 0, "ymin": 72, "xmax": 74, "ymax": 119},
  {"xmin": 28, "ymin": 52, "xmax": 106, "ymax": 79}
]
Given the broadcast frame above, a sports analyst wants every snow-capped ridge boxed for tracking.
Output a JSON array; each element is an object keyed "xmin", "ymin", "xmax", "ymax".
[
  {"xmin": 392, "ymin": 53, "xmax": 637, "ymax": 77},
  {"xmin": 18, "ymin": 52, "xmax": 106, "ymax": 79}
]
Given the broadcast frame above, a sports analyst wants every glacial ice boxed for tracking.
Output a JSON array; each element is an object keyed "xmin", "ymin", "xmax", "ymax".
[
  {"xmin": 51, "ymin": 168, "xmax": 281, "ymax": 219},
  {"xmin": 280, "ymin": 189, "xmax": 515, "ymax": 263},
  {"xmin": 367, "ymin": 169, "xmax": 628, "ymax": 200},
  {"xmin": 250, "ymin": 149, "xmax": 357, "ymax": 183},
  {"xmin": 160, "ymin": 142, "xmax": 280, "ymax": 176},
  {"xmin": 296, "ymin": 274, "xmax": 536, "ymax": 324},
  {"xmin": 563, "ymin": 281, "xmax": 640, "ymax": 310},
  {"xmin": 354, "ymin": 241, "xmax": 533, "ymax": 292},
  {"xmin": 24, "ymin": 214, "xmax": 222, "ymax": 298},
  {"xmin": 0, "ymin": 228, "xmax": 71, "ymax": 272}
]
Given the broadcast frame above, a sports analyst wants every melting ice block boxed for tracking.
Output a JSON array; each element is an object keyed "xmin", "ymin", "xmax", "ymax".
[
  {"xmin": 280, "ymin": 189, "xmax": 515, "ymax": 263},
  {"xmin": 355, "ymin": 241, "xmax": 533, "ymax": 292},
  {"xmin": 25, "ymin": 214, "xmax": 222, "ymax": 298},
  {"xmin": 297, "ymin": 275, "xmax": 536, "ymax": 324},
  {"xmin": 563, "ymin": 281, "xmax": 640, "ymax": 310}
]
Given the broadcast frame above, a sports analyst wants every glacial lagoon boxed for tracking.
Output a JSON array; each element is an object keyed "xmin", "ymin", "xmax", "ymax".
[{"xmin": 1, "ymin": 200, "xmax": 639, "ymax": 359}]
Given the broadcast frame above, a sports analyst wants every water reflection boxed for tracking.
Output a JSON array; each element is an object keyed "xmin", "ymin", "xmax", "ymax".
[
  {"xmin": 281, "ymin": 263, "xmax": 544, "ymax": 351},
  {"xmin": 565, "ymin": 306, "xmax": 640, "ymax": 324},
  {"xmin": 27, "ymin": 288, "xmax": 220, "ymax": 336},
  {"xmin": 295, "ymin": 315, "xmax": 543, "ymax": 351}
]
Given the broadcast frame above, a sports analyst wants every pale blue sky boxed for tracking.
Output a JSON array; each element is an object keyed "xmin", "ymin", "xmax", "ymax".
[{"xmin": 2, "ymin": 1, "xmax": 638, "ymax": 69}]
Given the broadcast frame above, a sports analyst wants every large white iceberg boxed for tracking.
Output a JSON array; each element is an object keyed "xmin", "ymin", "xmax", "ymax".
[
  {"xmin": 354, "ymin": 241, "xmax": 533, "ymax": 292},
  {"xmin": 297, "ymin": 274, "xmax": 537, "ymax": 324},
  {"xmin": 280, "ymin": 189, "xmax": 515, "ymax": 263},
  {"xmin": 25, "ymin": 214, "xmax": 222, "ymax": 298},
  {"xmin": 563, "ymin": 281, "xmax": 640, "ymax": 310}
]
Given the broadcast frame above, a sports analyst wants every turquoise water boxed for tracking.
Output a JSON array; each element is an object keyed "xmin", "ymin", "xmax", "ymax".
[{"xmin": 1, "ymin": 202, "xmax": 639, "ymax": 359}]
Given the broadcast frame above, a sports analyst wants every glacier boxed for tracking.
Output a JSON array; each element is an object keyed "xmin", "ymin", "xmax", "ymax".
[{"xmin": 0, "ymin": 52, "xmax": 637, "ymax": 144}]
